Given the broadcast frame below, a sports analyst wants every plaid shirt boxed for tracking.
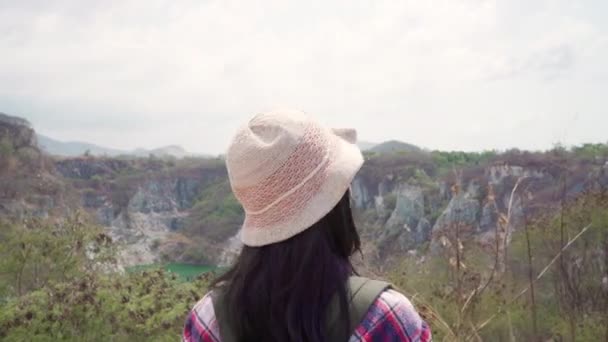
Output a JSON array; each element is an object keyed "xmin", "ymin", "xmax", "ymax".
[{"xmin": 183, "ymin": 289, "xmax": 432, "ymax": 342}]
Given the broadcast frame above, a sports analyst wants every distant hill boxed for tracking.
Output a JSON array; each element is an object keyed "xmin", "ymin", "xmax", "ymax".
[
  {"xmin": 37, "ymin": 134, "xmax": 196, "ymax": 158},
  {"xmin": 369, "ymin": 140, "xmax": 422, "ymax": 154},
  {"xmin": 38, "ymin": 134, "xmax": 124, "ymax": 157},
  {"xmin": 357, "ymin": 141, "xmax": 377, "ymax": 151}
]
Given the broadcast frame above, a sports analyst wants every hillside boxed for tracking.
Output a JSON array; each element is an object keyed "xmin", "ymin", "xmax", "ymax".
[
  {"xmin": 0, "ymin": 113, "xmax": 71, "ymax": 218},
  {"xmin": 38, "ymin": 133, "xmax": 196, "ymax": 158},
  {"xmin": 3, "ymin": 113, "xmax": 608, "ymax": 269},
  {"xmin": 369, "ymin": 140, "xmax": 422, "ymax": 154},
  {"xmin": 38, "ymin": 134, "xmax": 125, "ymax": 157}
]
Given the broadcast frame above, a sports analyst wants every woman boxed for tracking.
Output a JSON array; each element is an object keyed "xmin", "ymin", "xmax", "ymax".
[{"xmin": 183, "ymin": 109, "xmax": 431, "ymax": 341}]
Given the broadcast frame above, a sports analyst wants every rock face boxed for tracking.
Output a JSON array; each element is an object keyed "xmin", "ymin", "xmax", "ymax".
[
  {"xmin": 479, "ymin": 201, "xmax": 498, "ymax": 233},
  {"xmin": 56, "ymin": 156, "xmax": 229, "ymax": 266},
  {"xmin": 377, "ymin": 185, "xmax": 426, "ymax": 254},
  {"xmin": 55, "ymin": 158, "xmax": 131, "ymax": 180},
  {"xmin": 0, "ymin": 113, "xmax": 36, "ymax": 149},
  {"xmin": 3, "ymin": 112, "xmax": 607, "ymax": 269},
  {"xmin": 432, "ymin": 184, "xmax": 482, "ymax": 234},
  {"xmin": 350, "ymin": 159, "xmax": 606, "ymax": 263},
  {"xmin": 387, "ymin": 185, "xmax": 425, "ymax": 229},
  {"xmin": 0, "ymin": 113, "xmax": 68, "ymax": 219},
  {"xmin": 51, "ymin": 157, "xmax": 608, "ymax": 267},
  {"xmin": 110, "ymin": 178, "xmax": 196, "ymax": 264},
  {"xmin": 217, "ymin": 235, "xmax": 243, "ymax": 267},
  {"xmin": 351, "ymin": 177, "xmax": 371, "ymax": 209}
]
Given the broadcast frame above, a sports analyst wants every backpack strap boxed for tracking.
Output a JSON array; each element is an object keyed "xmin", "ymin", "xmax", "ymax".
[
  {"xmin": 212, "ymin": 277, "xmax": 391, "ymax": 342},
  {"xmin": 325, "ymin": 276, "xmax": 392, "ymax": 342},
  {"xmin": 348, "ymin": 276, "xmax": 392, "ymax": 329},
  {"xmin": 211, "ymin": 290, "xmax": 237, "ymax": 342}
]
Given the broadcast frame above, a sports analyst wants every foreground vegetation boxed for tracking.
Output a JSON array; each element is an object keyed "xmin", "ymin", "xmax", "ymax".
[
  {"xmin": 390, "ymin": 189, "xmax": 608, "ymax": 341},
  {"xmin": 0, "ymin": 214, "xmax": 211, "ymax": 341}
]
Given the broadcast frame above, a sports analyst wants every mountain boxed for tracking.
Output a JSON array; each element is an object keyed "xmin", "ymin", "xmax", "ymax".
[
  {"xmin": 357, "ymin": 141, "xmax": 377, "ymax": 151},
  {"xmin": 37, "ymin": 134, "xmax": 125, "ymax": 157},
  {"xmin": 37, "ymin": 134, "xmax": 195, "ymax": 158},
  {"xmin": 369, "ymin": 140, "xmax": 422, "ymax": 154}
]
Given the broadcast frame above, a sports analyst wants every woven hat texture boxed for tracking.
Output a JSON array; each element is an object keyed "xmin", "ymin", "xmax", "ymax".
[{"xmin": 226, "ymin": 109, "xmax": 364, "ymax": 246}]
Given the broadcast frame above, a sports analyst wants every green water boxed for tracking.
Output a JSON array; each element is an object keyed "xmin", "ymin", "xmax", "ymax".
[{"xmin": 127, "ymin": 263, "xmax": 216, "ymax": 281}]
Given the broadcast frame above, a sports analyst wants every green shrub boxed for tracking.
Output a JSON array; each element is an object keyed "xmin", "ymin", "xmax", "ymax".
[
  {"xmin": 383, "ymin": 193, "xmax": 397, "ymax": 213},
  {"xmin": 0, "ymin": 136, "xmax": 14, "ymax": 158},
  {"xmin": 0, "ymin": 270, "xmax": 211, "ymax": 341},
  {"xmin": 0, "ymin": 213, "xmax": 212, "ymax": 341},
  {"xmin": 184, "ymin": 180, "xmax": 243, "ymax": 242}
]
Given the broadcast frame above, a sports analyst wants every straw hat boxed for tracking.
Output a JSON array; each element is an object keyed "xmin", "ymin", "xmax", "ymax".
[{"xmin": 226, "ymin": 109, "xmax": 363, "ymax": 246}]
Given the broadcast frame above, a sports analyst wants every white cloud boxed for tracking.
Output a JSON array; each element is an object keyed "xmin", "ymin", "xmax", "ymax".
[{"xmin": 0, "ymin": 0, "xmax": 606, "ymax": 153}]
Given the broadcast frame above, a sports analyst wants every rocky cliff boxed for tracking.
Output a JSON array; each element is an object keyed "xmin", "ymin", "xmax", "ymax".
[
  {"xmin": 54, "ymin": 157, "xmax": 231, "ymax": 266},
  {"xmin": 0, "ymin": 113, "xmax": 37, "ymax": 149},
  {"xmin": 351, "ymin": 152, "xmax": 608, "ymax": 265},
  {"xmin": 2, "ymin": 112, "xmax": 607, "ymax": 269},
  {"xmin": 0, "ymin": 113, "xmax": 70, "ymax": 219},
  {"xmin": 0, "ymin": 113, "xmax": 239, "ymax": 267}
]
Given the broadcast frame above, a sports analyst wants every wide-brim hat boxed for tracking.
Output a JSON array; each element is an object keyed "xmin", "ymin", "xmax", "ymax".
[{"xmin": 226, "ymin": 109, "xmax": 364, "ymax": 246}]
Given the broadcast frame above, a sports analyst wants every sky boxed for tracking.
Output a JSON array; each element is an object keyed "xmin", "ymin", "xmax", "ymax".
[{"xmin": 0, "ymin": 0, "xmax": 607, "ymax": 155}]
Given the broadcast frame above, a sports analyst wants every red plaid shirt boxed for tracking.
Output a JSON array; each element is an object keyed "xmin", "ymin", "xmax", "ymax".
[{"xmin": 183, "ymin": 289, "xmax": 432, "ymax": 341}]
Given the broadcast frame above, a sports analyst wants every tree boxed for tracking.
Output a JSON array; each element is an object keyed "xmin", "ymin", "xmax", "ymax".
[
  {"xmin": 0, "ymin": 212, "xmax": 211, "ymax": 340},
  {"xmin": 0, "ymin": 212, "xmax": 115, "ymax": 299}
]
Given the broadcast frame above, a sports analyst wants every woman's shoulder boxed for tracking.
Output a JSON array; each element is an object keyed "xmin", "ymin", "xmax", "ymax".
[
  {"xmin": 192, "ymin": 291, "xmax": 216, "ymax": 316},
  {"xmin": 351, "ymin": 289, "xmax": 432, "ymax": 342},
  {"xmin": 377, "ymin": 289, "xmax": 418, "ymax": 313},
  {"xmin": 183, "ymin": 292, "xmax": 221, "ymax": 342}
]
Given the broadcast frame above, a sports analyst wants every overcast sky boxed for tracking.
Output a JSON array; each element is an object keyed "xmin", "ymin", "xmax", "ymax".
[{"xmin": 1, "ymin": 0, "xmax": 606, "ymax": 154}]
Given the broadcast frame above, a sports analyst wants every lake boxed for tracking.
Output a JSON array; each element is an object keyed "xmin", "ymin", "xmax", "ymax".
[{"xmin": 127, "ymin": 263, "xmax": 217, "ymax": 281}]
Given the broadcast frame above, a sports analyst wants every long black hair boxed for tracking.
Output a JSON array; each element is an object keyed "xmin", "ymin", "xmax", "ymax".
[{"xmin": 211, "ymin": 190, "xmax": 361, "ymax": 342}]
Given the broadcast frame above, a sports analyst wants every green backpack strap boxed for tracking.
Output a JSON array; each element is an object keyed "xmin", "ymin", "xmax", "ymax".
[
  {"xmin": 211, "ymin": 290, "xmax": 238, "ymax": 342},
  {"xmin": 212, "ymin": 277, "xmax": 391, "ymax": 342},
  {"xmin": 325, "ymin": 276, "xmax": 392, "ymax": 342},
  {"xmin": 347, "ymin": 276, "xmax": 392, "ymax": 329}
]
